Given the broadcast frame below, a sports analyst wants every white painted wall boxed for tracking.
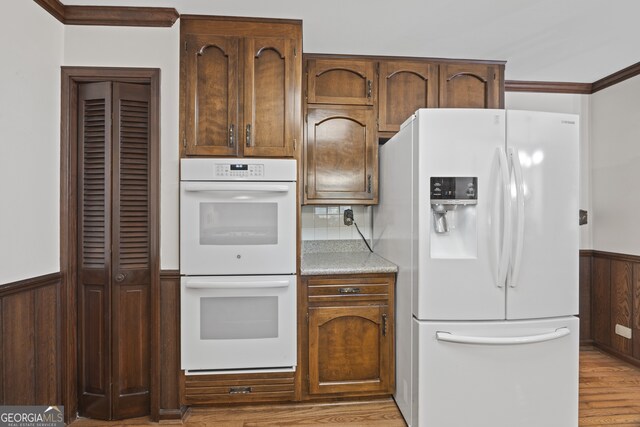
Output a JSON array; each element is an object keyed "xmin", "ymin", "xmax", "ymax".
[
  {"xmin": 63, "ymin": 24, "xmax": 181, "ymax": 270},
  {"xmin": 590, "ymin": 75, "xmax": 640, "ymax": 256},
  {"xmin": 0, "ymin": 1, "xmax": 63, "ymax": 284},
  {"xmin": 505, "ymin": 92, "xmax": 592, "ymax": 249}
]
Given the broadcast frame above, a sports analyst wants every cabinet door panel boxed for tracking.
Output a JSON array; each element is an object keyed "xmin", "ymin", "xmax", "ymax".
[
  {"xmin": 306, "ymin": 107, "xmax": 377, "ymax": 203},
  {"xmin": 308, "ymin": 305, "xmax": 391, "ymax": 394},
  {"xmin": 307, "ymin": 59, "xmax": 376, "ymax": 105},
  {"xmin": 244, "ymin": 37, "xmax": 295, "ymax": 157},
  {"xmin": 379, "ymin": 61, "xmax": 438, "ymax": 132},
  {"xmin": 185, "ymin": 34, "xmax": 239, "ymax": 156},
  {"xmin": 439, "ymin": 63, "xmax": 501, "ymax": 109}
]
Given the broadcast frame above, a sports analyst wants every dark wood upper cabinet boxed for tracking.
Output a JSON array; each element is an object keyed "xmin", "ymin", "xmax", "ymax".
[
  {"xmin": 244, "ymin": 37, "xmax": 296, "ymax": 157},
  {"xmin": 439, "ymin": 63, "xmax": 503, "ymax": 108},
  {"xmin": 378, "ymin": 60, "xmax": 438, "ymax": 133},
  {"xmin": 180, "ymin": 17, "xmax": 302, "ymax": 158},
  {"xmin": 307, "ymin": 59, "xmax": 376, "ymax": 106},
  {"xmin": 184, "ymin": 34, "xmax": 239, "ymax": 156},
  {"xmin": 305, "ymin": 106, "xmax": 377, "ymax": 204}
]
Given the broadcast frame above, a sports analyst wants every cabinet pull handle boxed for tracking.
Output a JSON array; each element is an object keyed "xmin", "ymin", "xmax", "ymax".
[
  {"xmin": 367, "ymin": 175, "xmax": 372, "ymax": 193},
  {"xmin": 367, "ymin": 79, "xmax": 372, "ymax": 98},
  {"xmin": 382, "ymin": 313, "xmax": 388, "ymax": 337},
  {"xmin": 246, "ymin": 124, "xmax": 252, "ymax": 147},
  {"xmin": 229, "ymin": 124, "xmax": 235, "ymax": 147},
  {"xmin": 229, "ymin": 386, "xmax": 252, "ymax": 394},
  {"xmin": 339, "ymin": 287, "xmax": 361, "ymax": 294}
]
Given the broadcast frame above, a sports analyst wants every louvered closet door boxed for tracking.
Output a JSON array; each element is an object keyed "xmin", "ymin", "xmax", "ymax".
[{"xmin": 78, "ymin": 81, "xmax": 151, "ymax": 420}]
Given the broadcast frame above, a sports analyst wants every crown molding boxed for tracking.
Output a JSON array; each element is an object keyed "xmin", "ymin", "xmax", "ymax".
[
  {"xmin": 34, "ymin": 0, "xmax": 179, "ymax": 27},
  {"xmin": 506, "ymin": 62, "xmax": 640, "ymax": 95},
  {"xmin": 591, "ymin": 61, "xmax": 640, "ymax": 93},
  {"xmin": 505, "ymin": 80, "xmax": 592, "ymax": 94}
]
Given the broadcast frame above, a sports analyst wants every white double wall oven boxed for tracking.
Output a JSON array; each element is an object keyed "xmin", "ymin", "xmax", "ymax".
[{"xmin": 180, "ymin": 158, "xmax": 297, "ymax": 373}]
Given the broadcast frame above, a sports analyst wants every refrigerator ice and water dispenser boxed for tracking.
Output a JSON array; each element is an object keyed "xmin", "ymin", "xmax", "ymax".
[{"xmin": 430, "ymin": 177, "xmax": 478, "ymax": 259}]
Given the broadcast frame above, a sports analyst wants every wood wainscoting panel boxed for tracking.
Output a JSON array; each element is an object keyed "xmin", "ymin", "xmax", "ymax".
[
  {"xmin": 610, "ymin": 260, "xmax": 633, "ymax": 356},
  {"xmin": 634, "ymin": 264, "xmax": 640, "ymax": 360},
  {"xmin": 579, "ymin": 253, "xmax": 592, "ymax": 343},
  {"xmin": 0, "ymin": 273, "xmax": 62, "ymax": 406},
  {"xmin": 158, "ymin": 270, "xmax": 183, "ymax": 420},
  {"xmin": 592, "ymin": 256, "xmax": 611, "ymax": 347}
]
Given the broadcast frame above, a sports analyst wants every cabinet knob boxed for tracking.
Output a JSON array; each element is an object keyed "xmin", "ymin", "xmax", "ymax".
[{"xmin": 115, "ymin": 273, "xmax": 126, "ymax": 283}]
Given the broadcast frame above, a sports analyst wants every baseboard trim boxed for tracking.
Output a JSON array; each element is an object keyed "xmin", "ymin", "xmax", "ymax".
[
  {"xmin": 593, "ymin": 343, "xmax": 640, "ymax": 369},
  {"xmin": 158, "ymin": 407, "xmax": 187, "ymax": 421}
]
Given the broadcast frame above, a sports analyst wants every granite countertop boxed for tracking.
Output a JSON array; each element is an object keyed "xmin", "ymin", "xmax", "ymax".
[{"xmin": 301, "ymin": 240, "xmax": 398, "ymax": 276}]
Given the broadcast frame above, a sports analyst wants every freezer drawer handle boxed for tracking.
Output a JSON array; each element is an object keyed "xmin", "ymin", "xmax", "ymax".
[
  {"xmin": 184, "ymin": 280, "xmax": 290, "ymax": 290},
  {"xmin": 435, "ymin": 327, "xmax": 570, "ymax": 345}
]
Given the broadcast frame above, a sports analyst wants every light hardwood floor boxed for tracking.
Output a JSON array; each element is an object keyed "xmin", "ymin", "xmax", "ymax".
[{"xmin": 70, "ymin": 347, "xmax": 640, "ymax": 426}]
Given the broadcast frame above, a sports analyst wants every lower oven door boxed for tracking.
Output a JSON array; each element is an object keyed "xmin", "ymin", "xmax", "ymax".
[{"xmin": 181, "ymin": 275, "xmax": 297, "ymax": 372}]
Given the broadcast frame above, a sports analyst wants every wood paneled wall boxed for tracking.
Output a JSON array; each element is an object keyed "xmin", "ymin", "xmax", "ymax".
[
  {"xmin": 0, "ymin": 273, "xmax": 62, "ymax": 406},
  {"xmin": 585, "ymin": 250, "xmax": 640, "ymax": 367},
  {"xmin": 159, "ymin": 270, "xmax": 184, "ymax": 420},
  {"xmin": 580, "ymin": 252, "xmax": 592, "ymax": 343}
]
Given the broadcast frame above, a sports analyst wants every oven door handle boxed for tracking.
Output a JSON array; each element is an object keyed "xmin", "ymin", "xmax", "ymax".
[
  {"xmin": 184, "ymin": 280, "xmax": 291, "ymax": 290},
  {"xmin": 183, "ymin": 182, "xmax": 290, "ymax": 193}
]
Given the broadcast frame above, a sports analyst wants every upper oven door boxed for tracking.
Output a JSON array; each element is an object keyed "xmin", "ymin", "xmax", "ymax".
[{"xmin": 180, "ymin": 181, "xmax": 296, "ymax": 275}]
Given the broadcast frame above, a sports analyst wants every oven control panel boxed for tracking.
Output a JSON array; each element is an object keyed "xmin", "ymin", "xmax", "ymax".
[{"xmin": 215, "ymin": 163, "xmax": 264, "ymax": 178}]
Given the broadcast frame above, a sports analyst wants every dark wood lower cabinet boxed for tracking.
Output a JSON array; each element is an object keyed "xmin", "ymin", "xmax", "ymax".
[{"xmin": 301, "ymin": 274, "xmax": 395, "ymax": 400}]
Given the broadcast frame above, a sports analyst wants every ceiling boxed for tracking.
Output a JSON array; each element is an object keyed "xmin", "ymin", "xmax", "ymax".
[{"xmin": 61, "ymin": 0, "xmax": 640, "ymax": 83}]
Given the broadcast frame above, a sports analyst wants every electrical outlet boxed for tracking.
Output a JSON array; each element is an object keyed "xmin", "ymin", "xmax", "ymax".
[
  {"xmin": 615, "ymin": 324, "xmax": 632, "ymax": 339},
  {"xmin": 343, "ymin": 209, "xmax": 354, "ymax": 226}
]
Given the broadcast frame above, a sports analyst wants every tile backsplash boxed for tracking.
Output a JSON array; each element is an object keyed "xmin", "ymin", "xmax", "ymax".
[{"xmin": 301, "ymin": 205, "xmax": 372, "ymax": 241}]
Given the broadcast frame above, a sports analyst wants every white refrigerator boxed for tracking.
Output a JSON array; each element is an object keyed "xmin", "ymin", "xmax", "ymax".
[{"xmin": 374, "ymin": 109, "xmax": 579, "ymax": 427}]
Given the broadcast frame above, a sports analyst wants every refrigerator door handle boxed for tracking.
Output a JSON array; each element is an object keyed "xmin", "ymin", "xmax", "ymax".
[
  {"xmin": 508, "ymin": 147, "xmax": 525, "ymax": 288},
  {"xmin": 495, "ymin": 147, "xmax": 512, "ymax": 288},
  {"xmin": 435, "ymin": 327, "xmax": 570, "ymax": 345}
]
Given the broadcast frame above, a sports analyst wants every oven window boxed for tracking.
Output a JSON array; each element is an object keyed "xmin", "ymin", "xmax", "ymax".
[
  {"xmin": 199, "ymin": 202, "xmax": 278, "ymax": 245},
  {"xmin": 200, "ymin": 296, "xmax": 279, "ymax": 339}
]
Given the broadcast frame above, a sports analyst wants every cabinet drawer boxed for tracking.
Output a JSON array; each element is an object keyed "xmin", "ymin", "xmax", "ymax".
[
  {"xmin": 307, "ymin": 278, "xmax": 390, "ymax": 303},
  {"xmin": 183, "ymin": 371, "xmax": 295, "ymax": 405}
]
